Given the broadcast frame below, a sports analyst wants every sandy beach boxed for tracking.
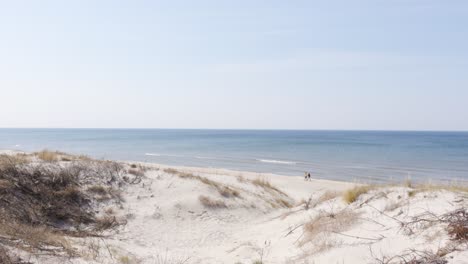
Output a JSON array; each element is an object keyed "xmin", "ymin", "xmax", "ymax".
[{"xmin": 0, "ymin": 150, "xmax": 467, "ymax": 264}]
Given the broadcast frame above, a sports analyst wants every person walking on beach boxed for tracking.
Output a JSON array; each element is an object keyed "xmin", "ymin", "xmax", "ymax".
[{"xmin": 304, "ymin": 171, "xmax": 311, "ymax": 181}]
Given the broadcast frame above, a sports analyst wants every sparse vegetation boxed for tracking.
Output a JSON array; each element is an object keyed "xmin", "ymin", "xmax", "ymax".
[
  {"xmin": 370, "ymin": 247, "xmax": 449, "ymax": 264},
  {"xmin": 0, "ymin": 245, "xmax": 22, "ymax": 264},
  {"xmin": 199, "ymin": 195, "xmax": 227, "ymax": 208},
  {"xmin": 301, "ymin": 191, "xmax": 341, "ymax": 210},
  {"xmin": 446, "ymin": 209, "xmax": 468, "ymax": 241},
  {"xmin": 105, "ymin": 207, "xmax": 115, "ymax": 215},
  {"xmin": 343, "ymin": 185, "xmax": 373, "ymax": 204},
  {"xmin": 128, "ymin": 168, "xmax": 145, "ymax": 177},
  {"xmin": 274, "ymin": 197, "xmax": 293, "ymax": 208},
  {"xmin": 408, "ymin": 183, "xmax": 468, "ymax": 195},
  {"xmin": 236, "ymin": 175, "xmax": 246, "ymax": 182},
  {"xmin": 0, "ymin": 153, "xmax": 132, "ymax": 259},
  {"xmin": 95, "ymin": 216, "xmax": 121, "ymax": 231},
  {"xmin": 153, "ymin": 254, "xmax": 191, "ymax": 264},
  {"xmin": 87, "ymin": 184, "xmax": 108, "ymax": 195},
  {"xmin": 252, "ymin": 177, "xmax": 286, "ymax": 196},
  {"xmin": 219, "ymin": 185, "xmax": 240, "ymax": 198},
  {"xmin": 0, "ymin": 154, "xmax": 29, "ymax": 166},
  {"xmin": 300, "ymin": 209, "xmax": 360, "ymax": 249},
  {"xmin": 164, "ymin": 168, "xmax": 241, "ymax": 198},
  {"xmin": 35, "ymin": 149, "xmax": 60, "ymax": 162}
]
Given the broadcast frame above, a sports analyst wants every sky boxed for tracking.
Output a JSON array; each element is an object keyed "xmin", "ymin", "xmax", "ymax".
[{"xmin": 0, "ymin": 0, "xmax": 467, "ymax": 130}]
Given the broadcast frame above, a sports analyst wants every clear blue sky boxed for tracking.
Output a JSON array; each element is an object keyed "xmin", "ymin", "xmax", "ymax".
[{"xmin": 1, "ymin": 0, "xmax": 467, "ymax": 130}]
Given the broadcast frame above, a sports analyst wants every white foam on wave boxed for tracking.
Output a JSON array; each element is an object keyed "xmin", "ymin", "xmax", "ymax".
[
  {"xmin": 195, "ymin": 156, "xmax": 216, "ymax": 160},
  {"xmin": 145, "ymin": 153, "xmax": 161, "ymax": 156},
  {"xmin": 145, "ymin": 153, "xmax": 185, "ymax": 158},
  {"xmin": 256, "ymin": 159, "xmax": 298, "ymax": 165}
]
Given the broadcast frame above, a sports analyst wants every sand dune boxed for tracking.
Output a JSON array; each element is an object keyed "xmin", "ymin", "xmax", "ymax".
[{"xmin": 0, "ymin": 151, "xmax": 467, "ymax": 263}]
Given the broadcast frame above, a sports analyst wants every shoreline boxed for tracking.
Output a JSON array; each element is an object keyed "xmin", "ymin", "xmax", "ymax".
[
  {"xmin": 3, "ymin": 149, "xmax": 467, "ymax": 187},
  {"xmin": 125, "ymin": 160, "xmax": 357, "ymax": 200}
]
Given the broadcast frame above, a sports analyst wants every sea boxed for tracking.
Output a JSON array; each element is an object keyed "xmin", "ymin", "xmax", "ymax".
[{"xmin": 1, "ymin": 129, "xmax": 467, "ymax": 183}]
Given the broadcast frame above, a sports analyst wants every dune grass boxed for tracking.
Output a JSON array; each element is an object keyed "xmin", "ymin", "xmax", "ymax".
[
  {"xmin": 164, "ymin": 168, "xmax": 241, "ymax": 198},
  {"xmin": 199, "ymin": 195, "xmax": 227, "ymax": 209},
  {"xmin": 300, "ymin": 209, "xmax": 360, "ymax": 250},
  {"xmin": 35, "ymin": 149, "xmax": 61, "ymax": 162},
  {"xmin": 343, "ymin": 185, "xmax": 374, "ymax": 204},
  {"xmin": 0, "ymin": 153, "xmax": 131, "ymax": 259}
]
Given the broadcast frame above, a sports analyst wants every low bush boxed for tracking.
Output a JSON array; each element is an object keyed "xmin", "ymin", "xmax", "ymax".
[{"xmin": 0, "ymin": 155, "xmax": 128, "ymax": 259}]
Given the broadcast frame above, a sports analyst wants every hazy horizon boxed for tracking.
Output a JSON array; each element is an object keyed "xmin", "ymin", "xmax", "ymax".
[
  {"xmin": 1, "ymin": 127, "xmax": 468, "ymax": 132},
  {"xmin": 1, "ymin": 1, "xmax": 467, "ymax": 130}
]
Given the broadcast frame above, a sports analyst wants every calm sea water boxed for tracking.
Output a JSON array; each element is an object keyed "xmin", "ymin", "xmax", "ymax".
[{"xmin": 0, "ymin": 129, "xmax": 467, "ymax": 183}]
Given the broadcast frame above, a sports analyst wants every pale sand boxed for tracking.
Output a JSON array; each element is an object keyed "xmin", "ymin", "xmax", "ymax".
[
  {"xmin": 77, "ymin": 161, "xmax": 466, "ymax": 264},
  {"xmin": 1, "ymin": 150, "xmax": 467, "ymax": 263}
]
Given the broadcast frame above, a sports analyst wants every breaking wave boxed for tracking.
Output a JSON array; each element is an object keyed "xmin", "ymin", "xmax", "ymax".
[{"xmin": 256, "ymin": 159, "xmax": 298, "ymax": 165}]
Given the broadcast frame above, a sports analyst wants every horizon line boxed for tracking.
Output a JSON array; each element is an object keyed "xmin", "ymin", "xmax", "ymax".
[{"xmin": 0, "ymin": 127, "xmax": 467, "ymax": 133}]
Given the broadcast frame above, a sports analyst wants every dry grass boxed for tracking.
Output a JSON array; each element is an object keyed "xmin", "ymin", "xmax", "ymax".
[
  {"xmin": 371, "ymin": 244, "xmax": 458, "ymax": 264},
  {"xmin": 77, "ymin": 154, "xmax": 92, "ymax": 161},
  {"xmin": 198, "ymin": 195, "xmax": 227, "ymax": 209},
  {"xmin": 34, "ymin": 150, "xmax": 98, "ymax": 163},
  {"xmin": 252, "ymin": 177, "xmax": 286, "ymax": 196},
  {"xmin": 164, "ymin": 168, "xmax": 241, "ymax": 198},
  {"xmin": 35, "ymin": 150, "xmax": 60, "ymax": 162},
  {"xmin": 0, "ymin": 179, "xmax": 12, "ymax": 189},
  {"xmin": 412, "ymin": 183, "xmax": 468, "ymax": 194},
  {"xmin": 0, "ymin": 245, "xmax": 27, "ymax": 264},
  {"xmin": 0, "ymin": 219, "xmax": 73, "ymax": 255},
  {"xmin": 218, "ymin": 186, "xmax": 240, "ymax": 198},
  {"xmin": 236, "ymin": 175, "xmax": 246, "ymax": 183},
  {"xmin": 0, "ymin": 245, "xmax": 21, "ymax": 264},
  {"xmin": 445, "ymin": 209, "xmax": 468, "ymax": 241},
  {"xmin": 301, "ymin": 191, "xmax": 341, "ymax": 209},
  {"xmin": 318, "ymin": 191, "xmax": 341, "ymax": 203},
  {"xmin": 94, "ymin": 216, "xmax": 121, "ymax": 231},
  {"xmin": 0, "ymin": 152, "xmax": 131, "ymax": 259},
  {"xmin": 402, "ymin": 182, "xmax": 468, "ymax": 198},
  {"xmin": 87, "ymin": 185, "xmax": 108, "ymax": 195},
  {"xmin": 0, "ymin": 154, "xmax": 30, "ymax": 167},
  {"xmin": 275, "ymin": 197, "xmax": 293, "ymax": 208},
  {"xmin": 128, "ymin": 168, "xmax": 145, "ymax": 177},
  {"xmin": 118, "ymin": 254, "xmax": 141, "ymax": 264},
  {"xmin": 250, "ymin": 177, "xmax": 293, "ymax": 208},
  {"xmin": 164, "ymin": 169, "xmax": 294, "ymax": 209},
  {"xmin": 163, "ymin": 168, "xmax": 179, "ymax": 174},
  {"xmin": 343, "ymin": 185, "xmax": 374, "ymax": 204},
  {"xmin": 0, "ymin": 163, "xmax": 93, "ymax": 228},
  {"xmin": 300, "ymin": 209, "xmax": 360, "ymax": 247},
  {"xmin": 105, "ymin": 207, "xmax": 116, "ymax": 215}
]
